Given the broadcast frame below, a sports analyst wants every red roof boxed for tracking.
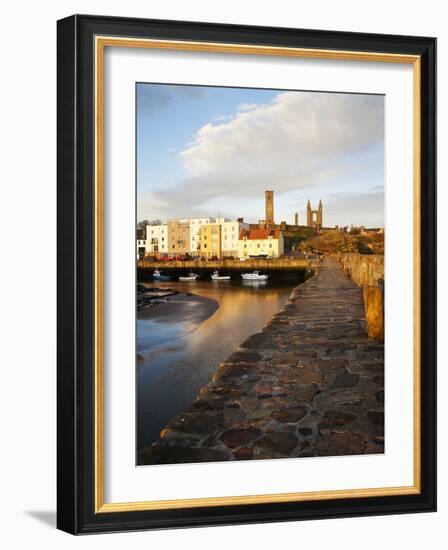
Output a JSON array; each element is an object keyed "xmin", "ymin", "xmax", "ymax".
[{"xmin": 239, "ymin": 228, "xmax": 280, "ymax": 240}]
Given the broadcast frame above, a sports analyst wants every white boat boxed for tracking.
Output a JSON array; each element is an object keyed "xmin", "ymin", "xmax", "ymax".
[
  {"xmin": 153, "ymin": 269, "xmax": 171, "ymax": 281},
  {"xmin": 241, "ymin": 271, "xmax": 269, "ymax": 281},
  {"xmin": 179, "ymin": 273, "xmax": 199, "ymax": 281},
  {"xmin": 211, "ymin": 270, "xmax": 231, "ymax": 281}
]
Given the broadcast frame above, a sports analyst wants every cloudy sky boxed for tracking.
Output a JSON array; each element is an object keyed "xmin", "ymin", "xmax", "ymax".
[{"xmin": 137, "ymin": 83, "xmax": 384, "ymax": 228}]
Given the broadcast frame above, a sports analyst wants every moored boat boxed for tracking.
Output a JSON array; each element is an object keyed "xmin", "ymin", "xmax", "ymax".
[
  {"xmin": 241, "ymin": 271, "xmax": 268, "ymax": 281},
  {"xmin": 211, "ymin": 270, "xmax": 231, "ymax": 281},
  {"xmin": 179, "ymin": 273, "xmax": 199, "ymax": 281},
  {"xmin": 153, "ymin": 269, "xmax": 171, "ymax": 281}
]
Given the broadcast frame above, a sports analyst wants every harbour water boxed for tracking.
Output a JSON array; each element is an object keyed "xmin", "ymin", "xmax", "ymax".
[{"xmin": 137, "ymin": 278, "xmax": 301, "ymax": 451}]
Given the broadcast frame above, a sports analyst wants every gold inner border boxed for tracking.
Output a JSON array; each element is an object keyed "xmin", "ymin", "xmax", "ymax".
[{"xmin": 94, "ymin": 36, "xmax": 422, "ymax": 513}]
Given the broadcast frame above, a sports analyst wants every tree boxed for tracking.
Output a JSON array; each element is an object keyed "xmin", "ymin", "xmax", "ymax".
[{"xmin": 137, "ymin": 219, "xmax": 162, "ymax": 230}]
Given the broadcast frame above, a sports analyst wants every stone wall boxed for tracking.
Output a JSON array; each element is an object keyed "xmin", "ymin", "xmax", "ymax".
[{"xmin": 338, "ymin": 254, "xmax": 384, "ymax": 341}]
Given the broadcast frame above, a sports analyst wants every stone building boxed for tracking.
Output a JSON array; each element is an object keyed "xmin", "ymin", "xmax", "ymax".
[
  {"xmin": 307, "ymin": 199, "xmax": 323, "ymax": 230},
  {"xmin": 167, "ymin": 219, "xmax": 191, "ymax": 256}
]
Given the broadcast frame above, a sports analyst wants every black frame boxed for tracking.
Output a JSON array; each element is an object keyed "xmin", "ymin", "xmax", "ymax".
[{"xmin": 57, "ymin": 14, "xmax": 436, "ymax": 534}]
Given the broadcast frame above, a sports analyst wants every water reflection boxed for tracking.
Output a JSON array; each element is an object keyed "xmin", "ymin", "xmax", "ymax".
[{"xmin": 136, "ymin": 279, "xmax": 297, "ymax": 451}]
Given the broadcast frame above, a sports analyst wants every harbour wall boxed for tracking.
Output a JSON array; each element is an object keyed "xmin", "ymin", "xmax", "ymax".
[{"xmin": 338, "ymin": 254, "xmax": 384, "ymax": 341}]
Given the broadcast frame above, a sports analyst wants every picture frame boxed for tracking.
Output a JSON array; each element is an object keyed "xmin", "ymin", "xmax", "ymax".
[{"xmin": 57, "ymin": 14, "xmax": 436, "ymax": 534}]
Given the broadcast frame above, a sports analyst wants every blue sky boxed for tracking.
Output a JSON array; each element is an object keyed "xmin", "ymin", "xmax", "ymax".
[{"xmin": 137, "ymin": 83, "xmax": 384, "ymax": 227}]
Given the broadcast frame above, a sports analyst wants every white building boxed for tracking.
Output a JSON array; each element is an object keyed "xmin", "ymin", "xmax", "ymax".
[
  {"xmin": 136, "ymin": 229, "xmax": 147, "ymax": 260},
  {"xmin": 238, "ymin": 228, "xmax": 284, "ymax": 259},
  {"xmin": 220, "ymin": 219, "xmax": 249, "ymax": 258},
  {"xmin": 145, "ymin": 224, "xmax": 168, "ymax": 256}
]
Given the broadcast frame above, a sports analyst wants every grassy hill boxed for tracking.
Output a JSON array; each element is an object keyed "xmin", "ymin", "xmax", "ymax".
[{"xmin": 299, "ymin": 229, "xmax": 384, "ymax": 255}]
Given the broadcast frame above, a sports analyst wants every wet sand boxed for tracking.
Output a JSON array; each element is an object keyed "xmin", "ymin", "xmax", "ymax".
[{"xmin": 138, "ymin": 292, "xmax": 219, "ymax": 324}]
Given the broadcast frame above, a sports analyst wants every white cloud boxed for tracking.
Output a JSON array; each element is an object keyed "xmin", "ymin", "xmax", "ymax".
[
  {"xmin": 143, "ymin": 91, "xmax": 384, "ymax": 221},
  {"xmin": 237, "ymin": 102, "xmax": 258, "ymax": 112},
  {"xmin": 181, "ymin": 92, "xmax": 383, "ymax": 182}
]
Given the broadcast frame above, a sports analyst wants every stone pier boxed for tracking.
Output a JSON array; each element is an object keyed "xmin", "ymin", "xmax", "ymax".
[{"xmin": 139, "ymin": 257, "xmax": 384, "ymax": 464}]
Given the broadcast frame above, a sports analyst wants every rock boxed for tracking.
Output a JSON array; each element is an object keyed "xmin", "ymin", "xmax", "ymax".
[
  {"xmin": 240, "ymin": 332, "xmax": 268, "ymax": 349},
  {"xmin": 315, "ymin": 432, "xmax": 367, "ymax": 456},
  {"xmin": 279, "ymin": 366, "xmax": 322, "ymax": 384},
  {"xmin": 220, "ymin": 427, "xmax": 262, "ymax": 448},
  {"xmin": 318, "ymin": 410, "xmax": 357, "ymax": 429},
  {"xmin": 332, "ymin": 372, "xmax": 360, "ymax": 388},
  {"xmin": 255, "ymin": 383, "xmax": 273, "ymax": 396},
  {"xmin": 253, "ymin": 432, "xmax": 298, "ymax": 456},
  {"xmin": 315, "ymin": 358, "xmax": 349, "ymax": 370},
  {"xmin": 272, "ymin": 407, "xmax": 307, "ymax": 423},
  {"xmin": 299, "ymin": 427, "xmax": 313, "ymax": 436},
  {"xmin": 290, "ymin": 384, "xmax": 318, "ymax": 402},
  {"xmin": 367, "ymin": 410, "xmax": 384, "ymax": 425},
  {"xmin": 227, "ymin": 351, "xmax": 263, "ymax": 363},
  {"xmin": 161, "ymin": 414, "xmax": 220, "ymax": 437},
  {"xmin": 212, "ymin": 363, "xmax": 254, "ymax": 383},
  {"xmin": 233, "ymin": 446, "xmax": 254, "ymax": 460},
  {"xmin": 375, "ymin": 389, "xmax": 384, "ymax": 403}
]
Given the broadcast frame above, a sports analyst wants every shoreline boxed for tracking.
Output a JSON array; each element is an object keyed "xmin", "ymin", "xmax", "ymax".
[{"xmin": 138, "ymin": 292, "xmax": 219, "ymax": 325}]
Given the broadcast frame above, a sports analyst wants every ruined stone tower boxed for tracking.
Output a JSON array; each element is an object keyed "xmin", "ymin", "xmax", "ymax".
[
  {"xmin": 294, "ymin": 212, "xmax": 299, "ymax": 226},
  {"xmin": 307, "ymin": 199, "xmax": 323, "ymax": 230},
  {"xmin": 265, "ymin": 190, "xmax": 274, "ymax": 226}
]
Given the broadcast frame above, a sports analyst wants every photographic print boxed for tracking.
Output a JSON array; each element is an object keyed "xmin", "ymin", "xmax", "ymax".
[
  {"xmin": 136, "ymin": 83, "xmax": 385, "ymax": 465},
  {"xmin": 57, "ymin": 16, "xmax": 436, "ymax": 533}
]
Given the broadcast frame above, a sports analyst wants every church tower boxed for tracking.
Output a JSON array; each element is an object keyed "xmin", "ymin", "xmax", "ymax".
[
  {"xmin": 306, "ymin": 200, "xmax": 312, "ymax": 227},
  {"xmin": 306, "ymin": 199, "xmax": 323, "ymax": 231},
  {"xmin": 265, "ymin": 190, "xmax": 274, "ymax": 226},
  {"xmin": 318, "ymin": 199, "xmax": 323, "ymax": 228}
]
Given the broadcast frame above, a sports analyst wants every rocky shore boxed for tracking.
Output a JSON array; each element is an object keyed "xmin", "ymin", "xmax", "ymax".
[{"xmin": 138, "ymin": 257, "xmax": 384, "ymax": 465}]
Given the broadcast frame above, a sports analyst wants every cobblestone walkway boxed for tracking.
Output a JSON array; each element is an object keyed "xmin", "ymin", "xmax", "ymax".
[{"xmin": 139, "ymin": 257, "xmax": 384, "ymax": 464}]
